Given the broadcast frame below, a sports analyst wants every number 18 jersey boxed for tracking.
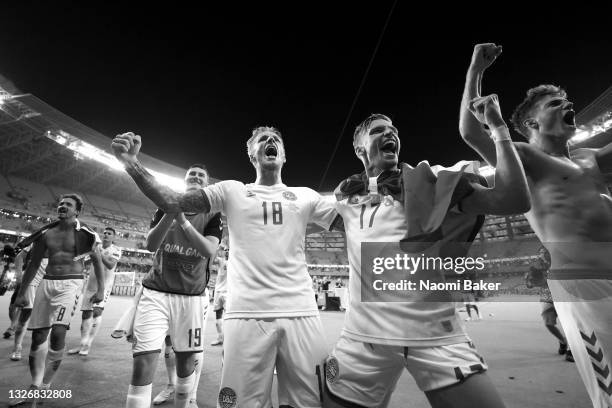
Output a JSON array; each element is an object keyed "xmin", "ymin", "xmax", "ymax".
[{"xmin": 203, "ymin": 180, "xmax": 338, "ymax": 319}]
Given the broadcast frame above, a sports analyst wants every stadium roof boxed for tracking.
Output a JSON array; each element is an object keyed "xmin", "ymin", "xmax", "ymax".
[
  {"xmin": 0, "ymin": 92, "xmax": 219, "ymax": 207},
  {"xmin": 1, "ymin": 82, "xmax": 611, "ymax": 210},
  {"xmin": 572, "ymin": 85, "xmax": 612, "ymax": 149}
]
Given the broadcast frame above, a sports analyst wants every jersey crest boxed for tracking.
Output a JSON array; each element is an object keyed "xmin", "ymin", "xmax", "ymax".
[{"xmin": 282, "ymin": 191, "xmax": 297, "ymax": 201}]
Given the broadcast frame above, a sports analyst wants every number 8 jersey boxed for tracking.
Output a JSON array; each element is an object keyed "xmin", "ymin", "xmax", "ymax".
[{"xmin": 203, "ymin": 180, "xmax": 338, "ymax": 319}]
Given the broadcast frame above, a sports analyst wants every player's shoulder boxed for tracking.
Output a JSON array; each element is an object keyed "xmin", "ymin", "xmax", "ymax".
[
  {"xmin": 215, "ymin": 179, "xmax": 244, "ymax": 188},
  {"xmin": 334, "ymin": 193, "xmax": 371, "ymax": 211},
  {"xmin": 210, "ymin": 180, "xmax": 247, "ymax": 197},
  {"xmin": 288, "ymin": 186, "xmax": 319, "ymax": 196},
  {"xmin": 512, "ymin": 141, "xmax": 533, "ymax": 157}
]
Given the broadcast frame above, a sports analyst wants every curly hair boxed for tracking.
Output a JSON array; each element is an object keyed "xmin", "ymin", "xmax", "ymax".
[
  {"xmin": 60, "ymin": 193, "xmax": 83, "ymax": 212},
  {"xmin": 510, "ymin": 85, "xmax": 567, "ymax": 139}
]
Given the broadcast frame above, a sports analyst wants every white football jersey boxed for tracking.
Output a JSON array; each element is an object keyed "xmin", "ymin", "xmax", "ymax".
[
  {"xmin": 215, "ymin": 257, "xmax": 227, "ymax": 294},
  {"xmin": 337, "ymin": 193, "xmax": 468, "ymax": 347},
  {"xmin": 87, "ymin": 243, "xmax": 122, "ymax": 292},
  {"xmin": 204, "ymin": 181, "xmax": 337, "ymax": 318}
]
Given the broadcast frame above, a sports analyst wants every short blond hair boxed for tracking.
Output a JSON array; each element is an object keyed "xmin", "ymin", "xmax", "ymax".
[{"xmin": 246, "ymin": 126, "xmax": 283, "ymax": 159}]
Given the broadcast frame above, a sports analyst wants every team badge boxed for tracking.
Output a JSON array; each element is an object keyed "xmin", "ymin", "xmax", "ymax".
[
  {"xmin": 325, "ymin": 357, "xmax": 339, "ymax": 384},
  {"xmin": 218, "ymin": 387, "xmax": 237, "ymax": 408},
  {"xmin": 282, "ymin": 191, "xmax": 297, "ymax": 201},
  {"xmin": 246, "ymin": 190, "xmax": 256, "ymax": 198},
  {"xmin": 350, "ymin": 196, "xmax": 360, "ymax": 204}
]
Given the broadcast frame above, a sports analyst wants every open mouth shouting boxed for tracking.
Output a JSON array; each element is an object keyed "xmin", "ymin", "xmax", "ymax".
[
  {"xmin": 562, "ymin": 110, "xmax": 576, "ymax": 127},
  {"xmin": 379, "ymin": 138, "xmax": 398, "ymax": 158},
  {"xmin": 264, "ymin": 144, "xmax": 278, "ymax": 159}
]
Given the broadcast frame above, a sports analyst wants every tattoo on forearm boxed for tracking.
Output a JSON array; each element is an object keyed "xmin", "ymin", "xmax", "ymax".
[
  {"xmin": 178, "ymin": 190, "xmax": 210, "ymax": 213},
  {"xmin": 124, "ymin": 160, "xmax": 181, "ymax": 212},
  {"xmin": 124, "ymin": 160, "xmax": 209, "ymax": 213}
]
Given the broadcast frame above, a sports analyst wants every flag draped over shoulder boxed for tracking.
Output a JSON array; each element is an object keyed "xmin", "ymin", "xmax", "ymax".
[
  {"xmin": 335, "ymin": 160, "xmax": 486, "ymax": 254},
  {"xmin": 16, "ymin": 219, "xmax": 99, "ymax": 256}
]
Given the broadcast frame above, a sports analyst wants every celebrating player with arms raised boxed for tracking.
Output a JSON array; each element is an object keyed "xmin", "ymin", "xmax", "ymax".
[
  {"xmin": 324, "ymin": 107, "xmax": 528, "ymax": 407},
  {"xmin": 112, "ymin": 128, "xmax": 338, "ymax": 408},
  {"xmin": 460, "ymin": 43, "xmax": 612, "ymax": 408}
]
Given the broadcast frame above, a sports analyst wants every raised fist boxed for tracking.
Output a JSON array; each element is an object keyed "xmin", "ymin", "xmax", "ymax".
[
  {"xmin": 469, "ymin": 94, "xmax": 505, "ymax": 129},
  {"xmin": 470, "ymin": 43, "xmax": 502, "ymax": 73},
  {"xmin": 111, "ymin": 132, "xmax": 142, "ymax": 164}
]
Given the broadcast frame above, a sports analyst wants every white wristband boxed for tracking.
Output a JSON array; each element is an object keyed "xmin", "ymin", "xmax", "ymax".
[
  {"xmin": 490, "ymin": 125, "xmax": 511, "ymax": 142},
  {"xmin": 180, "ymin": 220, "xmax": 191, "ymax": 231}
]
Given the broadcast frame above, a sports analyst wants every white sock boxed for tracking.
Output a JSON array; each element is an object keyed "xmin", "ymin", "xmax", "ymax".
[
  {"xmin": 86, "ymin": 316, "xmax": 103, "ymax": 347},
  {"xmin": 126, "ymin": 384, "xmax": 152, "ymax": 408},
  {"xmin": 81, "ymin": 317, "xmax": 93, "ymax": 347},
  {"xmin": 174, "ymin": 370, "xmax": 195, "ymax": 408},
  {"xmin": 29, "ymin": 342, "xmax": 48, "ymax": 386},
  {"xmin": 215, "ymin": 319, "xmax": 223, "ymax": 341},
  {"xmin": 14, "ymin": 319, "xmax": 28, "ymax": 350},
  {"xmin": 42, "ymin": 347, "xmax": 64, "ymax": 385},
  {"xmin": 189, "ymin": 352, "xmax": 204, "ymax": 402},
  {"xmin": 164, "ymin": 345, "xmax": 177, "ymax": 386}
]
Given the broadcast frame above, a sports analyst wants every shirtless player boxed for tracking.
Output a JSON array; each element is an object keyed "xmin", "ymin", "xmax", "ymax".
[
  {"xmin": 9, "ymin": 194, "xmax": 105, "ymax": 407},
  {"xmin": 460, "ymin": 43, "xmax": 612, "ymax": 408}
]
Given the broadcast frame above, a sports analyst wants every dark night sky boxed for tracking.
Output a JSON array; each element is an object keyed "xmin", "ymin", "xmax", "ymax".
[{"xmin": 1, "ymin": 4, "xmax": 610, "ymax": 190}]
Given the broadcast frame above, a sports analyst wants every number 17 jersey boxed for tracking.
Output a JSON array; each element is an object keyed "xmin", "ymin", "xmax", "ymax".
[{"xmin": 203, "ymin": 180, "xmax": 338, "ymax": 319}]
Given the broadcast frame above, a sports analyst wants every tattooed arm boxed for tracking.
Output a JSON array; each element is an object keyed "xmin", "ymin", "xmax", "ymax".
[{"xmin": 112, "ymin": 132, "xmax": 211, "ymax": 213}]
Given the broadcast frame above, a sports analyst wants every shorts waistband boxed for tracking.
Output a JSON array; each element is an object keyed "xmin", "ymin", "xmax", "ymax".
[
  {"xmin": 549, "ymin": 269, "xmax": 612, "ymax": 280},
  {"xmin": 43, "ymin": 274, "xmax": 84, "ymax": 280}
]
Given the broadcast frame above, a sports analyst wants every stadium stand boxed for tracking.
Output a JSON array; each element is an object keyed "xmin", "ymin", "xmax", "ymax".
[{"xmin": 2, "ymin": 82, "xmax": 612, "ymax": 300}]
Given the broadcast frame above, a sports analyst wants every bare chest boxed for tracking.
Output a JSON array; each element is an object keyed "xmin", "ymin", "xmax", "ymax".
[{"xmin": 45, "ymin": 229, "xmax": 77, "ymax": 255}]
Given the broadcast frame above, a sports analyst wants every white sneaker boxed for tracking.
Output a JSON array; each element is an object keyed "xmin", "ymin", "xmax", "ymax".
[
  {"xmin": 465, "ymin": 317, "xmax": 471, "ymax": 321},
  {"xmin": 210, "ymin": 339, "xmax": 223, "ymax": 346},
  {"xmin": 153, "ymin": 385, "xmax": 175, "ymax": 405},
  {"xmin": 78, "ymin": 345, "xmax": 90, "ymax": 356},
  {"xmin": 10, "ymin": 347, "xmax": 22, "ymax": 361},
  {"xmin": 67, "ymin": 346, "xmax": 83, "ymax": 355}
]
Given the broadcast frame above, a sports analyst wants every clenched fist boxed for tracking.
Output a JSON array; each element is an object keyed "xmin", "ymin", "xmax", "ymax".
[
  {"xmin": 469, "ymin": 94, "xmax": 505, "ymax": 129},
  {"xmin": 13, "ymin": 293, "xmax": 27, "ymax": 308},
  {"xmin": 112, "ymin": 132, "xmax": 142, "ymax": 164},
  {"xmin": 90, "ymin": 289, "xmax": 105, "ymax": 305},
  {"xmin": 470, "ymin": 43, "xmax": 502, "ymax": 73}
]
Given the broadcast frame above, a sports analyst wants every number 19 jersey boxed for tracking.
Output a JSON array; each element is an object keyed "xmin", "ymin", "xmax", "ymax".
[{"xmin": 203, "ymin": 180, "xmax": 338, "ymax": 319}]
